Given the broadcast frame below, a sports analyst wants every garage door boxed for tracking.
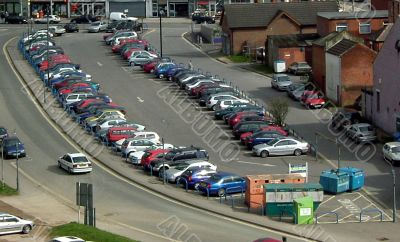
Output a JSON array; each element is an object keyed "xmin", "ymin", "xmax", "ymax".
[{"xmin": 109, "ymin": 1, "xmax": 146, "ymax": 17}]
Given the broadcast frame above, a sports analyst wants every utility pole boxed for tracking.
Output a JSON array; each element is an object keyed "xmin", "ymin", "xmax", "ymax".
[
  {"xmin": 162, "ymin": 137, "xmax": 165, "ymax": 184},
  {"xmin": 45, "ymin": 6, "xmax": 49, "ymax": 103},
  {"xmin": 159, "ymin": 8, "xmax": 164, "ymax": 58},
  {"xmin": 16, "ymin": 143, "xmax": 19, "ymax": 192},
  {"xmin": 1, "ymin": 144, "xmax": 4, "ymax": 188}
]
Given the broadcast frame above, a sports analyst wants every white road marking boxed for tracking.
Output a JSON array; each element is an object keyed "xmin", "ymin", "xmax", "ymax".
[
  {"xmin": 137, "ymin": 97, "xmax": 144, "ymax": 103},
  {"xmin": 236, "ymin": 160, "xmax": 275, "ymax": 167},
  {"xmin": 319, "ymin": 195, "xmax": 336, "ymax": 205},
  {"xmin": 97, "ymin": 61, "xmax": 103, "ymax": 67}
]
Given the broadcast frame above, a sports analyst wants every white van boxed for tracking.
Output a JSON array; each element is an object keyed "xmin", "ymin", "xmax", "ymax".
[{"xmin": 109, "ymin": 12, "xmax": 138, "ymax": 22}]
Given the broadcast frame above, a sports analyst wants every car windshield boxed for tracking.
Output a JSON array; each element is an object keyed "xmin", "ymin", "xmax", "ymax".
[
  {"xmin": 73, "ymin": 156, "xmax": 89, "ymax": 163},
  {"xmin": 392, "ymin": 147, "xmax": 400, "ymax": 153},
  {"xmin": 0, "ymin": 128, "xmax": 6, "ymax": 135},
  {"xmin": 267, "ymin": 138, "xmax": 280, "ymax": 146},
  {"xmin": 359, "ymin": 126, "xmax": 373, "ymax": 132},
  {"xmin": 4, "ymin": 139, "xmax": 22, "ymax": 147},
  {"xmin": 209, "ymin": 174, "xmax": 222, "ymax": 182},
  {"xmin": 277, "ymin": 76, "xmax": 290, "ymax": 82},
  {"xmin": 164, "ymin": 152, "xmax": 176, "ymax": 160},
  {"xmin": 173, "ymin": 164, "xmax": 189, "ymax": 170},
  {"xmin": 91, "ymin": 22, "xmax": 100, "ymax": 26}
]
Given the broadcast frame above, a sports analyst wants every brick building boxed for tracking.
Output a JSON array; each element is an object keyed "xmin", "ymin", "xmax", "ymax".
[
  {"xmin": 219, "ymin": 1, "xmax": 338, "ymax": 55},
  {"xmin": 371, "ymin": 0, "xmax": 389, "ymax": 10}
]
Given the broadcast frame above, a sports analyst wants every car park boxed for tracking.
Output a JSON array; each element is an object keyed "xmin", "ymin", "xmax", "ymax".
[
  {"xmin": 252, "ymin": 137, "xmax": 309, "ymax": 158},
  {"xmin": 345, "ymin": 123, "xmax": 377, "ymax": 143},
  {"xmin": 287, "ymin": 62, "xmax": 312, "ymax": 75},
  {"xmin": 0, "ymin": 213, "xmax": 34, "ymax": 235},
  {"xmin": 383, "ymin": 142, "xmax": 400, "ymax": 165},
  {"xmin": 57, "ymin": 153, "xmax": 92, "ymax": 174},
  {"xmin": 2, "ymin": 136, "xmax": 26, "ymax": 159},
  {"xmin": 64, "ymin": 23, "xmax": 79, "ymax": 33},
  {"xmin": 88, "ymin": 21, "xmax": 108, "ymax": 33},
  {"xmin": 198, "ymin": 172, "xmax": 246, "ymax": 196},
  {"xmin": 164, "ymin": 160, "xmax": 217, "ymax": 183},
  {"xmin": 271, "ymin": 74, "xmax": 292, "ymax": 91}
]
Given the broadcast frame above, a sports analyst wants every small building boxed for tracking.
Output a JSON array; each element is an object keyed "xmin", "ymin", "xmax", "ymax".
[
  {"xmin": 364, "ymin": 16, "xmax": 400, "ymax": 135},
  {"xmin": 325, "ymin": 39, "xmax": 376, "ymax": 107},
  {"xmin": 219, "ymin": 1, "xmax": 338, "ymax": 55},
  {"xmin": 365, "ymin": 23, "xmax": 393, "ymax": 52},
  {"xmin": 316, "ymin": 11, "xmax": 388, "ymax": 40},
  {"xmin": 267, "ymin": 33, "xmax": 319, "ymax": 67}
]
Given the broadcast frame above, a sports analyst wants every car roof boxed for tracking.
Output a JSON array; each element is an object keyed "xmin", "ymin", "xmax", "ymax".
[
  {"xmin": 67, "ymin": 153, "xmax": 86, "ymax": 158},
  {"xmin": 273, "ymin": 73, "xmax": 288, "ymax": 77},
  {"xmin": 3, "ymin": 136, "xmax": 19, "ymax": 142},
  {"xmin": 352, "ymin": 123, "xmax": 371, "ymax": 128},
  {"xmin": 386, "ymin": 142, "xmax": 400, "ymax": 147},
  {"xmin": 215, "ymin": 171, "xmax": 238, "ymax": 177}
]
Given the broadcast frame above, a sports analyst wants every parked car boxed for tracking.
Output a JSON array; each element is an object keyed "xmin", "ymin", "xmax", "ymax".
[
  {"xmin": 64, "ymin": 23, "xmax": 79, "ymax": 33},
  {"xmin": 48, "ymin": 25, "xmax": 66, "ymax": 36},
  {"xmin": 70, "ymin": 14, "xmax": 97, "ymax": 23},
  {"xmin": 191, "ymin": 12, "xmax": 215, "ymax": 24},
  {"xmin": 49, "ymin": 236, "xmax": 85, "ymax": 242},
  {"xmin": 2, "ymin": 136, "xmax": 25, "ymax": 159},
  {"xmin": 164, "ymin": 160, "xmax": 217, "ymax": 183},
  {"xmin": 206, "ymin": 93, "xmax": 241, "ymax": 110},
  {"xmin": 300, "ymin": 90, "xmax": 326, "ymax": 109},
  {"xmin": 345, "ymin": 123, "xmax": 377, "ymax": 143},
  {"xmin": 121, "ymin": 139, "xmax": 159, "ymax": 158},
  {"xmin": 5, "ymin": 15, "xmax": 27, "ymax": 24},
  {"xmin": 287, "ymin": 62, "xmax": 312, "ymax": 75},
  {"xmin": 330, "ymin": 108, "xmax": 362, "ymax": 131},
  {"xmin": 57, "ymin": 153, "xmax": 92, "ymax": 174},
  {"xmin": 246, "ymin": 131, "xmax": 285, "ymax": 149},
  {"xmin": 88, "ymin": 21, "xmax": 108, "ymax": 33},
  {"xmin": 0, "ymin": 213, "xmax": 34, "ymax": 235},
  {"xmin": 129, "ymin": 54, "xmax": 157, "ymax": 66},
  {"xmin": 140, "ymin": 149, "xmax": 170, "ymax": 168},
  {"xmin": 180, "ymin": 167, "xmax": 217, "ymax": 190},
  {"xmin": 214, "ymin": 104, "xmax": 263, "ymax": 120},
  {"xmin": 271, "ymin": 74, "xmax": 292, "ymax": 91},
  {"xmin": 232, "ymin": 121, "xmax": 272, "ymax": 139},
  {"xmin": 115, "ymin": 131, "xmax": 160, "ymax": 151},
  {"xmin": 35, "ymin": 15, "xmax": 61, "ymax": 24},
  {"xmin": 252, "ymin": 137, "xmax": 309, "ymax": 158},
  {"xmin": 128, "ymin": 143, "xmax": 174, "ymax": 165},
  {"xmin": 383, "ymin": 142, "xmax": 400, "ymax": 165},
  {"xmin": 198, "ymin": 172, "xmax": 246, "ymax": 196},
  {"xmin": 0, "ymin": 127, "xmax": 8, "ymax": 141}
]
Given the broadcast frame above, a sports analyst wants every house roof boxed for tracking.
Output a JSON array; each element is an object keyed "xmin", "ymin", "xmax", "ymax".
[
  {"xmin": 269, "ymin": 33, "xmax": 320, "ymax": 48},
  {"xmin": 367, "ymin": 23, "xmax": 393, "ymax": 42},
  {"xmin": 222, "ymin": 1, "xmax": 338, "ymax": 29},
  {"xmin": 326, "ymin": 39, "xmax": 357, "ymax": 56},
  {"xmin": 313, "ymin": 31, "xmax": 340, "ymax": 46},
  {"xmin": 317, "ymin": 10, "xmax": 388, "ymax": 20}
]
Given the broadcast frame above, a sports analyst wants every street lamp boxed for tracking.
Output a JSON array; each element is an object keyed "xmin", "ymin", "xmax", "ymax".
[
  {"xmin": 385, "ymin": 159, "xmax": 397, "ymax": 223},
  {"xmin": 159, "ymin": 8, "xmax": 164, "ymax": 58},
  {"xmin": 45, "ymin": 6, "xmax": 49, "ymax": 103},
  {"xmin": 1, "ymin": 143, "xmax": 4, "ymax": 188},
  {"xmin": 16, "ymin": 143, "xmax": 19, "ymax": 192},
  {"xmin": 162, "ymin": 137, "xmax": 166, "ymax": 184}
]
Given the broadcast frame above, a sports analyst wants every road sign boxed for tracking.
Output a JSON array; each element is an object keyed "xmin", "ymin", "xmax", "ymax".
[{"xmin": 289, "ymin": 162, "xmax": 308, "ymax": 182}]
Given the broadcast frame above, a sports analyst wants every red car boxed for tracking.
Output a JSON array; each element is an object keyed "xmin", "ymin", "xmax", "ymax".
[
  {"xmin": 140, "ymin": 149, "xmax": 170, "ymax": 168},
  {"xmin": 301, "ymin": 90, "xmax": 326, "ymax": 109},
  {"xmin": 39, "ymin": 54, "xmax": 71, "ymax": 70},
  {"xmin": 58, "ymin": 84, "xmax": 92, "ymax": 95},
  {"xmin": 240, "ymin": 125, "xmax": 288, "ymax": 145},
  {"xmin": 107, "ymin": 127, "xmax": 138, "ymax": 143},
  {"xmin": 229, "ymin": 112, "xmax": 263, "ymax": 128},
  {"xmin": 191, "ymin": 83, "xmax": 220, "ymax": 97},
  {"xmin": 143, "ymin": 60, "xmax": 158, "ymax": 73}
]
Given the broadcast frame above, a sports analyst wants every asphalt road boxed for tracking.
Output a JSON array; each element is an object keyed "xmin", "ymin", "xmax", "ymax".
[{"xmin": 0, "ymin": 25, "xmax": 309, "ymax": 242}]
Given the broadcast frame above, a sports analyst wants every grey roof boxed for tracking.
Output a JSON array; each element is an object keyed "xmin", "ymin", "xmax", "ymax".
[
  {"xmin": 326, "ymin": 39, "xmax": 357, "ymax": 56},
  {"xmin": 312, "ymin": 32, "xmax": 340, "ymax": 46},
  {"xmin": 269, "ymin": 34, "xmax": 320, "ymax": 48},
  {"xmin": 222, "ymin": 1, "xmax": 339, "ymax": 29},
  {"xmin": 317, "ymin": 10, "xmax": 388, "ymax": 19}
]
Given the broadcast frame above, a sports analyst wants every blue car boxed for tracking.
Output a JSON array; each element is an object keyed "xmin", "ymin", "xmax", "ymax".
[
  {"xmin": 180, "ymin": 167, "xmax": 217, "ymax": 190},
  {"xmin": 154, "ymin": 63, "xmax": 176, "ymax": 78},
  {"xmin": 199, "ymin": 172, "xmax": 246, "ymax": 196},
  {"xmin": 246, "ymin": 131, "xmax": 285, "ymax": 149},
  {"xmin": 2, "ymin": 136, "xmax": 26, "ymax": 159},
  {"xmin": 166, "ymin": 66, "xmax": 186, "ymax": 81}
]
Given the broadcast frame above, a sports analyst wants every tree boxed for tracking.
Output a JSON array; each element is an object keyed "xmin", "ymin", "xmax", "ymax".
[{"xmin": 268, "ymin": 97, "xmax": 289, "ymax": 127}]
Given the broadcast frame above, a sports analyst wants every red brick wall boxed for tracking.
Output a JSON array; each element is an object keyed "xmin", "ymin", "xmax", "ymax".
[
  {"xmin": 372, "ymin": 0, "xmax": 389, "ymax": 10},
  {"xmin": 340, "ymin": 45, "xmax": 376, "ymax": 107},
  {"xmin": 278, "ymin": 47, "xmax": 306, "ymax": 67},
  {"xmin": 312, "ymin": 44, "xmax": 326, "ymax": 93},
  {"xmin": 231, "ymin": 28, "xmax": 268, "ymax": 54},
  {"xmin": 317, "ymin": 17, "xmax": 387, "ymax": 38},
  {"xmin": 389, "ymin": 0, "xmax": 400, "ymax": 23}
]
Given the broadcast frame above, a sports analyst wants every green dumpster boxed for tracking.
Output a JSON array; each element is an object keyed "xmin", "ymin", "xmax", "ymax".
[{"xmin": 294, "ymin": 196, "xmax": 314, "ymax": 224}]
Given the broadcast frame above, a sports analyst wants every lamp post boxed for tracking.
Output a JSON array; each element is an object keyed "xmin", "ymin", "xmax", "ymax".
[
  {"xmin": 1, "ymin": 143, "xmax": 4, "ymax": 188},
  {"xmin": 162, "ymin": 137, "xmax": 165, "ymax": 184},
  {"xmin": 45, "ymin": 6, "xmax": 49, "ymax": 103},
  {"xmin": 159, "ymin": 8, "xmax": 164, "ymax": 58},
  {"xmin": 16, "ymin": 143, "xmax": 19, "ymax": 192},
  {"xmin": 385, "ymin": 159, "xmax": 397, "ymax": 223}
]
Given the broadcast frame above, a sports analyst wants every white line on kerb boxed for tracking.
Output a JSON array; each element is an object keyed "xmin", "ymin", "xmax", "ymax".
[
  {"xmin": 97, "ymin": 61, "xmax": 103, "ymax": 67},
  {"xmin": 137, "ymin": 97, "xmax": 144, "ymax": 103}
]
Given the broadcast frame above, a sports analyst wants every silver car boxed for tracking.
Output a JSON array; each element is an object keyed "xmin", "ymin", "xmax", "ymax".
[
  {"xmin": 252, "ymin": 137, "xmax": 309, "ymax": 158},
  {"xmin": 383, "ymin": 142, "xmax": 400, "ymax": 165},
  {"xmin": 0, "ymin": 213, "xmax": 34, "ymax": 235},
  {"xmin": 345, "ymin": 123, "xmax": 376, "ymax": 143},
  {"xmin": 88, "ymin": 21, "xmax": 108, "ymax": 33},
  {"xmin": 271, "ymin": 74, "xmax": 293, "ymax": 91}
]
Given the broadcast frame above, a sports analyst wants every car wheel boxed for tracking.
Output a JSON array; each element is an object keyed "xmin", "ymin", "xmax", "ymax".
[
  {"xmin": 68, "ymin": 167, "xmax": 73, "ymax": 174},
  {"xmin": 294, "ymin": 70, "xmax": 298, "ymax": 75},
  {"xmin": 58, "ymin": 161, "xmax": 62, "ymax": 168},
  {"xmin": 22, "ymin": 225, "xmax": 31, "ymax": 234},
  {"xmin": 194, "ymin": 182, "xmax": 200, "ymax": 190},
  {"xmin": 159, "ymin": 74, "xmax": 164, "ymax": 79},
  {"xmin": 294, "ymin": 149, "xmax": 302, "ymax": 156},
  {"xmin": 217, "ymin": 188, "xmax": 226, "ymax": 197},
  {"xmin": 260, "ymin": 150, "xmax": 269, "ymax": 158}
]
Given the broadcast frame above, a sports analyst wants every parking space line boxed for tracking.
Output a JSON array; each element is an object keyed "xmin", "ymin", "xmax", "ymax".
[
  {"xmin": 319, "ymin": 195, "xmax": 336, "ymax": 205},
  {"xmin": 358, "ymin": 193, "xmax": 392, "ymax": 218},
  {"xmin": 317, "ymin": 206, "xmax": 343, "ymax": 219},
  {"xmin": 352, "ymin": 195, "xmax": 362, "ymax": 202},
  {"xmin": 362, "ymin": 204, "xmax": 373, "ymax": 210},
  {"xmin": 338, "ymin": 213, "xmax": 355, "ymax": 222},
  {"xmin": 236, "ymin": 160, "xmax": 275, "ymax": 167}
]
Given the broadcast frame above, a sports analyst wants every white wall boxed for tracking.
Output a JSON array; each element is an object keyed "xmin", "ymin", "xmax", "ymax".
[{"xmin": 325, "ymin": 53, "xmax": 341, "ymax": 104}]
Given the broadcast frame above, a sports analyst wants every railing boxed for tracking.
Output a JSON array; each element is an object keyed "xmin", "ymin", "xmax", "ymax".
[
  {"xmin": 176, "ymin": 176, "xmax": 188, "ymax": 192},
  {"xmin": 359, "ymin": 209, "xmax": 383, "ymax": 222},
  {"xmin": 315, "ymin": 212, "xmax": 339, "ymax": 224}
]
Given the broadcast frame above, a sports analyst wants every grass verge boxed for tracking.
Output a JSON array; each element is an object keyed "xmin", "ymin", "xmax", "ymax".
[
  {"xmin": 0, "ymin": 183, "xmax": 18, "ymax": 196},
  {"xmin": 227, "ymin": 54, "xmax": 250, "ymax": 63},
  {"xmin": 50, "ymin": 222, "xmax": 138, "ymax": 242}
]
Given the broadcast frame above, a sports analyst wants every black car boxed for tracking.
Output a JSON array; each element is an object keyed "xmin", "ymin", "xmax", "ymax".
[
  {"xmin": 199, "ymin": 87, "xmax": 235, "ymax": 105},
  {"xmin": 5, "ymin": 15, "xmax": 27, "ymax": 24},
  {"xmin": 215, "ymin": 104, "xmax": 260, "ymax": 120},
  {"xmin": 70, "ymin": 15, "xmax": 97, "ymax": 24},
  {"xmin": 64, "ymin": 23, "xmax": 79, "ymax": 33},
  {"xmin": 192, "ymin": 13, "xmax": 215, "ymax": 24},
  {"xmin": 330, "ymin": 108, "xmax": 363, "ymax": 131},
  {"xmin": 232, "ymin": 121, "xmax": 272, "ymax": 139}
]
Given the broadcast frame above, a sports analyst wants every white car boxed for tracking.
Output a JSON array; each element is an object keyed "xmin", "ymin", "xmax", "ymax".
[
  {"xmin": 48, "ymin": 25, "xmax": 66, "ymax": 36},
  {"xmin": 113, "ymin": 35, "xmax": 138, "ymax": 46},
  {"xmin": 57, "ymin": 153, "xmax": 93, "ymax": 174},
  {"xmin": 35, "ymin": 15, "xmax": 61, "ymax": 24},
  {"xmin": 206, "ymin": 93, "xmax": 242, "ymax": 110},
  {"xmin": 252, "ymin": 137, "xmax": 309, "ymax": 158},
  {"xmin": 214, "ymin": 99, "xmax": 250, "ymax": 110},
  {"xmin": 383, "ymin": 142, "xmax": 400, "ymax": 165},
  {"xmin": 128, "ymin": 143, "xmax": 175, "ymax": 164},
  {"xmin": 121, "ymin": 139, "xmax": 159, "ymax": 157},
  {"xmin": 96, "ymin": 118, "xmax": 128, "ymax": 131},
  {"xmin": 22, "ymin": 31, "xmax": 53, "ymax": 42},
  {"xmin": 115, "ymin": 131, "xmax": 160, "ymax": 150},
  {"xmin": 185, "ymin": 79, "xmax": 217, "ymax": 93},
  {"xmin": 63, "ymin": 93, "xmax": 94, "ymax": 106},
  {"xmin": 88, "ymin": 21, "xmax": 108, "ymax": 33},
  {"xmin": 128, "ymin": 51, "xmax": 158, "ymax": 63},
  {"xmin": 0, "ymin": 213, "xmax": 34, "ymax": 235},
  {"xmin": 165, "ymin": 160, "xmax": 217, "ymax": 183},
  {"xmin": 49, "ymin": 236, "xmax": 85, "ymax": 242}
]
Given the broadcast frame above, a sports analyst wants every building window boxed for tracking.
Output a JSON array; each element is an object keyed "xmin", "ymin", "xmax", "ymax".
[
  {"xmin": 376, "ymin": 90, "xmax": 380, "ymax": 112},
  {"xmin": 359, "ymin": 22, "xmax": 371, "ymax": 34},
  {"xmin": 336, "ymin": 23, "xmax": 348, "ymax": 32}
]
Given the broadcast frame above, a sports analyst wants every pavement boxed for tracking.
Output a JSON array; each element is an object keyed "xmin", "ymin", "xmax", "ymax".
[{"xmin": 3, "ymin": 27, "xmax": 400, "ymax": 242}]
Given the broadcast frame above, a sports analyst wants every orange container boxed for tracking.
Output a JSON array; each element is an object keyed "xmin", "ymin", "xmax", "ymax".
[{"xmin": 245, "ymin": 174, "xmax": 306, "ymax": 208}]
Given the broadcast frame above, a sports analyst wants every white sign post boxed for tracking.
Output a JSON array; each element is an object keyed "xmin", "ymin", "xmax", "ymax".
[{"xmin": 289, "ymin": 162, "xmax": 308, "ymax": 183}]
